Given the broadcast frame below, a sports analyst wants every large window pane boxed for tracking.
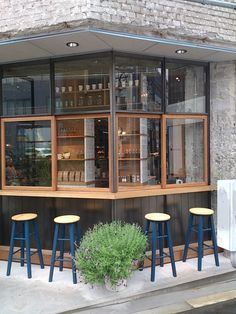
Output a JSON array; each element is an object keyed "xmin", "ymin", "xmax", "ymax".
[
  {"xmin": 5, "ymin": 120, "xmax": 52, "ymax": 186},
  {"xmin": 55, "ymin": 57, "xmax": 110, "ymax": 113},
  {"xmin": 166, "ymin": 63, "xmax": 206, "ymax": 113},
  {"xmin": 2, "ymin": 64, "xmax": 51, "ymax": 116},
  {"xmin": 166, "ymin": 118, "xmax": 205, "ymax": 184},
  {"xmin": 115, "ymin": 57, "xmax": 162, "ymax": 112},
  {"xmin": 118, "ymin": 116, "xmax": 160, "ymax": 187},
  {"xmin": 57, "ymin": 117, "xmax": 109, "ymax": 188}
]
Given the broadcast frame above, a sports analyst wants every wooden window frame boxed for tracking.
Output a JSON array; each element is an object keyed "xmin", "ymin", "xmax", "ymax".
[
  {"xmin": 162, "ymin": 114, "xmax": 208, "ymax": 189},
  {"xmin": 55, "ymin": 114, "xmax": 111, "ymax": 192},
  {"xmin": 116, "ymin": 113, "xmax": 162, "ymax": 192}
]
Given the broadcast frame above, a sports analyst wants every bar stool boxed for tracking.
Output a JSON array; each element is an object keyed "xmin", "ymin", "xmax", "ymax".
[
  {"xmin": 182, "ymin": 207, "xmax": 219, "ymax": 271},
  {"xmin": 7, "ymin": 213, "xmax": 44, "ymax": 279},
  {"xmin": 49, "ymin": 215, "xmax": 81, "ymax": 284},
  {"xmin": 144, "ymin": 213, "xmax": 177, "ymax": 282}
]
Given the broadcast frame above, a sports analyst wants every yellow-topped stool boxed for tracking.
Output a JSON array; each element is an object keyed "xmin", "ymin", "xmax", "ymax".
[
  {"xmin": 144, "ymin": 212, "xmax": 176, "ymax": 282},
  {"xmin": 49, "ymin": 215, "xmax": 81, "ymax": 284},
  {"xmin": 183, "ymin": 207, "xmax": 219, "ymax": 271},
  {"xmin": 7, "ymin": 212, "xmax": 44, "ymax": 278}
]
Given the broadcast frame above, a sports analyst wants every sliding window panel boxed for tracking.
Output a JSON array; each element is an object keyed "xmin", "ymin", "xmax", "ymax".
[
  {"xmin": 166, "ymin": 117, "xmax": 207, "ymax": 185},
  {"xmin": 2, "ymin": 63, "xmax": 51, "ymax": 116},
  {"xmin": 118, "ymin": 116, "xmax": 161, "ymax": 188},
  {"xmin": 166, "ymin": 62, "xmax": 207, "ymax": 113},
  {"xmin": 2, "ymin": 118, "xmax": 52, "ymax": 187},
  {"xmin": 56, "ymin": 117, "xmax": 109, "ymax": 189}
]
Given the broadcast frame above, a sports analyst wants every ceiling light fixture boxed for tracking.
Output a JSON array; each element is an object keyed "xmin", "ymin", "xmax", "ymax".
[
  {"xmin": 66, "ymin": 42, "xmax": 79, "ymax": 48},
  {"xmin": 175, "ymin": 49, "xmax": 187, "ymax": 54}
]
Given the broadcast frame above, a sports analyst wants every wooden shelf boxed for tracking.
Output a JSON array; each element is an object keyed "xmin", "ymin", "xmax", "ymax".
[
  {"xmin": 57, "ymin": 135, "xmax": 84, "ymax": 138},
  {"xmin": 57, "ymin": 158, "xmax": 94, "ymax": 161}
]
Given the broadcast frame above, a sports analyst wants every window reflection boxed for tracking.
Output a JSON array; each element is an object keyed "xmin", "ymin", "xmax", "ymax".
[
  {"xmin": 115, "ymin": 57, "xmax": 162, "ymax": 112},
  {"xmin": 166, "ymin": 63, "xmax": 206, "ymax": 113},
  {"xmin": 2, "ymin": 64, "xmax": 51, "ymax": 116},
  {"xmin": 5, "ymin": 120, "xmax": 52, "ymax": 186}
]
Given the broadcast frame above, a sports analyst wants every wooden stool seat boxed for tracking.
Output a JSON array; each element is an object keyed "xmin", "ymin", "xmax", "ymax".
[
  {"xmin": 12, "ymin": 213, "xmax": 37, "ymax": 221},
  {"xmin": 189, "ymin": 208, "xmax": 214, "ymax": 216},
  {"xmin": 145, "ymin": 213, "xmax": 170, "ymax": 222},
  {"xmin": 54, "ymin": 215, "xmax": 80, "ymax": 224}
]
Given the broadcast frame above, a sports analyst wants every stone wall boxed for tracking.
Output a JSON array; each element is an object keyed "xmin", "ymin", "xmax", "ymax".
[
  {"xmin": 210, "ymin": 61, "xmax": 236, "ymax": 210},
  {"xmin": 0, "ymin": 0, "xmax": 235, "ymax": 47},
  {"xmin": 210, "ymin": 61, "xmax": 236, "ymax": 184}
]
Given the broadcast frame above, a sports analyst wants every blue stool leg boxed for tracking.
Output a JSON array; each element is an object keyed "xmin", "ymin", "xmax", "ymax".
[
  {"xmin": 210, "ymin": 215, "xmax": 220, "ymax": 267},
  {"xmin": 69, "ymin": 223, "xmax": 77, "ymax": 284},
  {"xmin": 20, "ymin": 223, "xmax": 25, "ymax": 267},
  {"xmin": 49, "ymin": 223, "xmax": 59, "ymax": 282},
  {"xmin": 59, "ymin": 224, "xmax": 65, "ymax": 271},
  {"xmin": 25, "ymin": 221, "xmax": 32, "ymax": 279},
  {"xmin": 183, "ymin": 213, "xmax": 193, "ymax": 262},
  {"xmin": 151, "ymin": 222, "xmax": 157, "ymax": 282},
  {"xmin": 7, "ymin": 221, "xmax": 16, "ymax": 276},
  {"xmin": 166, "ymin": 221, "xmax": 177, "ymax": 277},
  {"xmin": 198, "ymin": 215, "xmax": 204, "ymax": 271},
  {"xmin": 77, "ymin": 222, "xmax": 81, "ymax": 246},
  {"xmin": 158, "ymin": 223, "xmax": 164, "ymax": 267},
  {"xmin": 33, "ymin": 220, "xmax": 44, "ymax": 269}
]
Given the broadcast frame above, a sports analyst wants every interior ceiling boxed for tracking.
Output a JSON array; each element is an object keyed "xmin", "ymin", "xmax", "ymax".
[{"xmin": 0, "ymin": 28, "xmax": 235, "ymax": 64}]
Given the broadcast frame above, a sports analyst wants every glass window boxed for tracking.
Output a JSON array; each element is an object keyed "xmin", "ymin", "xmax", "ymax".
[
  {"xmin": 115, "ymin": 57, "xmax": 162, "ymax": 112},
  {"xmin": 166, "ymin": 118, "xmax": 206, "ymax": 184},
  {"xmin": 118, "ymin": 116, "xmax": 160, "ymax": 187},
  {"xmin": 4, "ymin": 120, "xmax": 52, "ymax": 186},
  {"xmin": 57, "ymin": 117, "xmax": 109, "ymax": 188},
  {"xmin": 54, "ymin": 56, "xmax": 110, "ymax": 113},
  {"xmin": 166, "ymin": 63, "xmax": 206, "ymax": 113},
  {"xmin": 2, "ymin": 64, "xmax": 51, "ymax": 116}
]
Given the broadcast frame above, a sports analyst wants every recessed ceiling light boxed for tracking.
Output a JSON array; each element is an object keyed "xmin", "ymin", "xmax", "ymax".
[
  {"xmin": 175, "ymin": 49, "xmax": 187, "ymax": 54},
  {"xmin": 66, "ymin": 42, "xmax": 79, "ymax": 48}
]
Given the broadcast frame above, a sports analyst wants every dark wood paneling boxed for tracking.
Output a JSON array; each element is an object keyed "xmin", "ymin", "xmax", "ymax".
[
  {"xmin": 0, "ymin": 197, "xmax": 112, "ymax": 249},
  {"xmin": 0, "ymin": 192, "xmax": 210, "ymax": 249}
]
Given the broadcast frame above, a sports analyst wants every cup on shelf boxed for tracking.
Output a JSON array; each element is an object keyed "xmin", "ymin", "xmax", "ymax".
[
  {"xmin": 92, "ymin": 84, "xmax": 97, "ymax": 90},
  {"xmin": 107, "ymin": 82, "xmax": 110, "ymax": 89},
  {"xmin": 85, "ymin": 84, "xmax": 90, "ymax": 91},
  {"xmin": 55, "ymin": 86, "xmax": 60, "ymax": 93},
  {"xmin": 98, "ymin": 83, "xmax": 103, "ymax": 90},
  {"xmin": 129, "ymin": 80, "xmax": 133, "ymax": 87},
  {"xmin": 78, "ymin": 85, "xmax": 83, "ymax": 91},
  {"xmin": 135, "ymin": 79, "xmax": 139, "ymax": 87},
  {"xmin": 61, "ymin": 86, "xmax": 66, "ymax": 93},
  {"xmin": 115, "ymin": 80, "xmax": 119, "ymax": 88},
  {"xmin": 121, "ymin": 81, "xmax": 126, "ymax": 88},
  {"xmin": 68, "ymin": 86, "xmax": 73, "ymax": 92}
]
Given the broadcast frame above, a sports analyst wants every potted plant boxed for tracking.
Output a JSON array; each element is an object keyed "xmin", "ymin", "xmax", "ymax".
[{"xmin": 75, "ymin": 221, "xmax": 147, "ymax": 291}]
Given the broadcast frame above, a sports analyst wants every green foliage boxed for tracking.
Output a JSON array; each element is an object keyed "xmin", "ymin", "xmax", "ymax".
[{"xmin": 75, "ymin": 221, "xmax": 147, "ymax": 286}]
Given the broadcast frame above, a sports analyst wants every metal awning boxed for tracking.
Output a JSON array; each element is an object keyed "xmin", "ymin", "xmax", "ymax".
[{"xmin": 0, "ymin": 27, "xmax": 235, "ymax": 64}]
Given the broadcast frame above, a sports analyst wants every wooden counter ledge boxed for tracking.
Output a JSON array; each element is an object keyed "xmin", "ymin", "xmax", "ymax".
[{"xmin": 0, "ymin": 185, "xmax": 216, "ymax": 199}]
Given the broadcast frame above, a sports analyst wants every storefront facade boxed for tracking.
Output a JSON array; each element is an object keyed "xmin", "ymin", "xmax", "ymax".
[{"xmin": 0, "ymin": 0, "xmax": 235, "ymax": 254}]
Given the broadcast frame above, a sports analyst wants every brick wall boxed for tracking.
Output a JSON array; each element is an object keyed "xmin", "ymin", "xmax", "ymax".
[{"xmin": 0, "ymin": 0, "xmax": 235, "ymax": 47}]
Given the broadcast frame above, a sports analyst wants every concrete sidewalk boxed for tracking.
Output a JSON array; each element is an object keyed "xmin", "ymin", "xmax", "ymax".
[{"xmin": 0, "ymin": 253, "xmax": 235, "ymax": 314}]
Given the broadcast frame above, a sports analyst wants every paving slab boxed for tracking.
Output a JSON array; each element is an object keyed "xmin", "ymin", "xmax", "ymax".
[{"xmin": 0, "ymin": 253, "xmax": 235, "ymax": 314}]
